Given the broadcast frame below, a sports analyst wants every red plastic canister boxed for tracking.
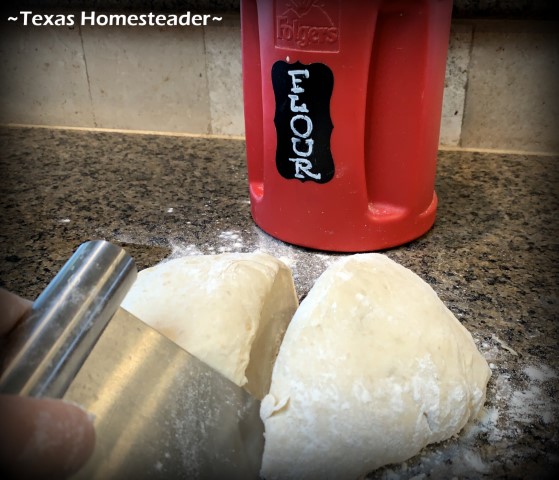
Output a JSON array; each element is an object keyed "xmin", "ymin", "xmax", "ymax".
[{"xmin": 241, "ymin": 0, "xmax": 453, "ymax": 251}]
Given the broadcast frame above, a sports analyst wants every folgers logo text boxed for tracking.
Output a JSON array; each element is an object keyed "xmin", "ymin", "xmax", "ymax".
[
  {"xmin": 272, "ymin": 60, "xmax": 335, "ymax": 183},
  {"xmin": 275, "ymin": 0, "xmax": 340, "ymax": 51}
]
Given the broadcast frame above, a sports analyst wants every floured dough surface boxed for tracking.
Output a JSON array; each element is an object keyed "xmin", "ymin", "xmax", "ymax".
[
  {"xmin": 260, "ymin": 253, "xmax": 491, "ymax": 480},
  {"xmin": 121, "ymin": 252, "xmax": 298, "ymax": 399}
]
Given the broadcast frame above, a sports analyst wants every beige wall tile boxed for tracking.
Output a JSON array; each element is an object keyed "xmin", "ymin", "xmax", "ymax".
[
  {"xmin": 440, "ymin": 23, "xmax": 473, "ymax": 146},
  {"xmin": 0, "ymin": 23, "xmax": 94, "ymax": 126},
  {"xmin": 3, "ymin": 16, "xmax": 557, "ymax": 155},
  {"xmin": 81, "ymin": 25, "xmax": 211, "ymax": 133},
  {"xmin": 461, "ymin": 21, "xmax": 559, "ymax": 153},
  {"xmin": 204, "ymin": 16, "xmax": 244, "ymax": 136}
]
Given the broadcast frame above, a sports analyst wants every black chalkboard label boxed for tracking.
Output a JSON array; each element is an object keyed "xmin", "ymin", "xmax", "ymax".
[{"xmin": 272, "ymin": 61, "xmax": 334, "ymax": 183}]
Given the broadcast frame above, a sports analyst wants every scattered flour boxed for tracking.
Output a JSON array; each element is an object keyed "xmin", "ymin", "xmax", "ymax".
[
  {"xmin": 159, "ymin": 227, "xmax": 341, "ymax": 298},
  {"xmin": 167, "ymin": 242, "xmax": 202, "ymax": 259},
  {"xmin": 373, "ymin": 360, "xmax": 559, "ymax": 479},
  {"xmin": 523, "ymin": 364, "xmax": 557, "ymax": 382},
  {"xmin": 112, "ymin": 228, "xmax": 559, "ymax": 478}
]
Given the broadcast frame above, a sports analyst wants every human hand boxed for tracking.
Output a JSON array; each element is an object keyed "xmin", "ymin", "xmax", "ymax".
[{"xmin": 0, "ymin": 288, "xmax": 95, "ymax": 479}]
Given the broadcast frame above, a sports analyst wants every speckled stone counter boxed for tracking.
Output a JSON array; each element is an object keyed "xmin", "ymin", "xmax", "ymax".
[{"xmin": 1, "ymin": 126, "xmax": 558, "ymax": 478}]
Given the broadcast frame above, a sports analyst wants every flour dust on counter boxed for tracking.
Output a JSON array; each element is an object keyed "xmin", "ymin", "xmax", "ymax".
[
  {"xmin": 156, "ymin": 226, "xmax": 344, "ymax": 300},
  {"xmin": 111, "ymin": 221, "xmax": 343, "ymax": 298},
  {"xmin": 109, "ymin": 229, "xmax": 559, "ymax": 478},
  {"xmin": 371, "ymin": 360, "xmax": 559, "ymax": 479}
]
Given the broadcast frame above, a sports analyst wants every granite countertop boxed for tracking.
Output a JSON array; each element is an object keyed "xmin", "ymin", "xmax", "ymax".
[{"xmin": 1, "ymin": 126, "xmax": 558, "ymax": 478}]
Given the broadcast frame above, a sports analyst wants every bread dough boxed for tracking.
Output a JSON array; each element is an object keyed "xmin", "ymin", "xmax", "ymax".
[
  {"xmin": 121, "ymin": 252, "xmax": 298, "ymax": 399},
  {"xmin": 260, "ymin": 254, "xmax": 491, "ymax": 479}
]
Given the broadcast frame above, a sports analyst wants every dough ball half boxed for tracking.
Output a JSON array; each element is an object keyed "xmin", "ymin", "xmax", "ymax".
[
  {"xmin": 121, "ymin": 252, "xmax": 299, "ymax": 400},
  {"xmin": 261, "ymin": 253, "xmax": 491, "ymax": 480}
]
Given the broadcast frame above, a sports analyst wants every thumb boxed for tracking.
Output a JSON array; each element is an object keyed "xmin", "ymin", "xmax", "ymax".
[
  {"xmin": 0, "ymin": 288, "xmax": 32, "ymax": 336},
  {"xmin": 0, "ymin": 395, "xmax": 95, "ymax": 479}
]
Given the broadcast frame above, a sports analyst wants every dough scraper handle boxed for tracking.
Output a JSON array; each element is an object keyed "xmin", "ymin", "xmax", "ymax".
[
  {"xmin": 0, "ymin": 240, "xmax": 263, "ymax": 479},
  {"xmin": 0, "ymin": 240, "xmax": 137, "ymax": 397}
]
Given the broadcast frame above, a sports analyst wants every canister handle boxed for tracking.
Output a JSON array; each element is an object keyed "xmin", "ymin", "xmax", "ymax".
[{"xmin": 0, "ymin": 240, "xmax": 137, "ymax": 398}]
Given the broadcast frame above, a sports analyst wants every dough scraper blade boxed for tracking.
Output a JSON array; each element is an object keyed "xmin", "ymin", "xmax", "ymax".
[{"xmin": 0, "ymin": 240, "xmax": 264, "ymax": 479}]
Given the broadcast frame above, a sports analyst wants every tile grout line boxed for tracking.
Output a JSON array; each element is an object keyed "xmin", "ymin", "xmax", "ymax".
[
  {"xmin": 78, "ymin": 24, "xmax": 97, "ymax": 128},
  {"xmin": 438, "ymin": 145, "xmax": 558, "ymax": 157},
  {"xmin": 0, "ymin": 123, "xmax": 245, "ymax": 141},
  {"xmin": 458, "ymin": 23, "xmax": 476, "ymax": 149},
  {"xmin": 201, "ymin": 23, "xmax": 213, "ymax": 135}
]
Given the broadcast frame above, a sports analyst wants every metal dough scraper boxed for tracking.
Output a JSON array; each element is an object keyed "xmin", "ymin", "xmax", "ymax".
[{"xmin": 0, "ymin": 240, "xmax": 264, "ymax": 479}]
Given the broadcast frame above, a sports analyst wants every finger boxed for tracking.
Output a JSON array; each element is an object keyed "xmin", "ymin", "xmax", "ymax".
[
  {"xmin": 0, "ymin": 288, "xmax": 33, "ymax": 336},
  {"xmin": 0, "ymin": 395, "xmax": 95, "ymax": 479}
]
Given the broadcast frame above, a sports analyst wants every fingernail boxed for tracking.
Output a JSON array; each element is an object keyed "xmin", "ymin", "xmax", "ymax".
[{"xmin": 61, "ymin": 398, "xmax": 97, "ymax": 423}]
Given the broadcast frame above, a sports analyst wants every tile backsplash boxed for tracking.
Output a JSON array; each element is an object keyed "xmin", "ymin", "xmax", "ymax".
[{"xmin": 0, "ymin": 13, "xmax": 557, "ymax": 154}]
